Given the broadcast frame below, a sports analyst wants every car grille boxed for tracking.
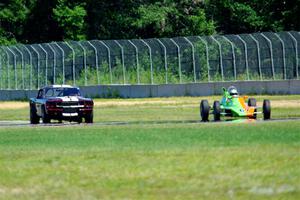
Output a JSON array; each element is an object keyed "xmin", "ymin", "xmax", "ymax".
[
  {"xmin": 56, "ymin": 101, "xmax": 81, "ymax": 113},
  {"xmin": 60, "ymin": 101, "xmax": 80, "ymax": 106},
  {"xmin": 63, "ymin": 107, "xmax": 78, "ymax": 113}
]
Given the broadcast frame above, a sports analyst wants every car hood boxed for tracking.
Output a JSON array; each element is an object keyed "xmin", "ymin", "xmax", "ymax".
[{"xmin": 48, "ymin": 96, "xmax": 92, "ymax": 102}]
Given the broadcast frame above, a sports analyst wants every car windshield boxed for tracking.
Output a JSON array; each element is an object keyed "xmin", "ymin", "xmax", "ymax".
[{"xmin": 45, "ymin": 88, "xmax": 81, "ymax": 97}]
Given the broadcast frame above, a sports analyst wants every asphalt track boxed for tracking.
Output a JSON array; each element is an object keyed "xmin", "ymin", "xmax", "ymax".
[{"xmin": 0, "ymin": 118, "xmax": 300, "ymax": 128}]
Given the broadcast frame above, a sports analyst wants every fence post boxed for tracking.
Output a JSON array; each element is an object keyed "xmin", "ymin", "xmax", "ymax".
[
  {"xmin": 6, "ymin": 47, "xmax": 18, "ymax": 89},
  {"xmin": 65, "ymin": 42, "xmax": 76, "ymax": 86},
  {"xmin": 53, "ymin": 42, "xmax": 65, "ymax": 84},
  {"xmin": 287, "ymin": 32, "xmax": 299, "ymax": 79},
  {"xmin": 86, "ymin": 41, "xmax": 100, "ymax": 84},
  {"xmin": 170, "ymin": 38, "xmax": 182, "ymax": 83},
  {"xmin": 128, "ymin": 40, "xmax": 140, "ymax": 84},
  {"xmin": 198, "ymin": 36, "xmax": 210, "ymax": 82},
  {"xmin": 38, "ymin": 44, "xmax": 48, "ymax": 86},
  {"xmin": 261, "ymin": 33, "xmax": 275, "ymax": 80},
  {"xmin": 298, "ymin": 32, "xmax": 300, "ymax": 78},
  {"xmin": 155, "ymin": 39, "xmax": 168, "ymax": 84},
  {"xmin": 0, "ymin": 48, "xmax": 2, "ymax": 89},
  {"xmin": 184, "ymin": 37, "xmax": 197, "ymax": 83},
  {"xmin": 77, "ymin": 42, "xmax": 87, "ymax": 86},
  {"xmin": 1, "ymin": 47, "xmax": 10, "ymax": 89},
  {"xmin": 274, "ymin": 33, "xmax": 287, "ymax": 80},
  {"xmin": 47, "ymin": 44, "xmax": 56, "ymax": 84},
  {"xmin": 99, "ymin": 41, "xmax": 112, "ymax": 84},
  {"xmin": 223, "ymin": 36, "xmax": 237, "ymax": 81},
  {"xmin": 30, "ymin": 46, "xmax": 41, "ymax": 88},
  {"xmin": 210, "ymin": 36, "xmax": 224, "ymax": 81},
  {"xmin": 22, "ymin": 45, "xmax": 33, "ymax": 89},
  {"xmin": 13, "ymin": 46, "xmax": 25, "ymax": 89},
  {"xmin": 249, "ymin": 34, "xmax": 262, "ymax": 80},
  {"xmin": 140, "ymin": 39, "xmax": 154, "ymax": 84},
  {"xmin": 235, "ymin": 35, "xmax": 250, "ymax": 80},
  {"xmin": 114, "ymin": 40, "xmax": 126, "ymax": 84}
]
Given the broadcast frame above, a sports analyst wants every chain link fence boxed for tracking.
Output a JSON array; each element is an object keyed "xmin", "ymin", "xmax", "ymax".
[{"xmin": 0, "ymin": 31, "xmax": 299, "ymax": 90}]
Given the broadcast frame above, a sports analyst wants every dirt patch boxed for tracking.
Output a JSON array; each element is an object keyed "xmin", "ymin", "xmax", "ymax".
[
  {"xmin": 269, "ymin": 100, "xmax": 300, "ymax": 108},
  {"xmin": 0, "ymin": 102, "xmax": 28, "ymax": 110},
  {"xmin": 94, "ymin": 100, "xmax": 181, "ymax": 107}
]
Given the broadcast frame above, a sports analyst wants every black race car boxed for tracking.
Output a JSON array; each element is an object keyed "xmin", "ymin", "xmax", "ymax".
[{"xmin": 29, "ymin": 85, "xmax": 94, "ymax": 124}]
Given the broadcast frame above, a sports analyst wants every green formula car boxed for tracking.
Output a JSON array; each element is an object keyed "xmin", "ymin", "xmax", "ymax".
[{"xmin": 200, "ymin": 86, "xmax": 271, "ymax": 121}]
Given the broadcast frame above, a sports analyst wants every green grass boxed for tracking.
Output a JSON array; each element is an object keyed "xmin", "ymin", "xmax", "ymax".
[
  {"xmin": 0, "ymin": 122, "xmax": 300, "ymax": 199},
  {"xmin": 0, "ymin": 96, "xmax": 300, "ymax": 199}
]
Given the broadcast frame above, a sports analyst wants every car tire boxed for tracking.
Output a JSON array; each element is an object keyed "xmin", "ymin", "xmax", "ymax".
[
  {"xmin": 200, "ymin": 100, "xmax": 210, "ymax": 122},
  {"xmin": 248, "ymin": 98, "xmax": 257, "ymax": 119},
  {"xmin": 263, "ymin": 100, "xmax": 271, "ymax": 120},
  {"xmin": 30, "ymin": 104, "xmax": 40, "ymax": 124},
  {"xmin": 213, "ymin": 101, "xmax": 221, "ymax": 121},
  {"xmin": 85, "ymin": 112, "xmax": 93, "ymax": 123},
  {"xmin": 77, "ymin": 117, "xmax": 83, "ymax": 124},
  {"xmin": 248, "ymin": 98, "xmax": 257, "ymax": 107},
  {"xmin": 41, "ymin": 106, "xmax": 51, "ymax": 123}
]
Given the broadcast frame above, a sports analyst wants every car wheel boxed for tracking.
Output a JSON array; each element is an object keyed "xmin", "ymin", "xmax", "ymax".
[
  {"xmin": 213, "ymin": 101, "xmax": 221, "ymax": 121},
  {"xmin": 248, "ymin": 98, "xmax": 257, "ymax": 107},
  {"xmin": 30, "ymin": 104, "xmax": 40, "ymax": 124},
  {"xmin": 263, "ymin": 100, "xmax": 271, "ymax": 120},
  {"xmin": 200, "ymin": 100, "xmax": 209, "ymax": 122},
  {"xmin": 41, "ymin": 107, "xmax": 51, "ymax": 123},
  {"xmin": 248, "ymin": 98, "xmax": 257, "ymax": 119},
  {"xmin": 77, "ymin": 117, "xmax": 83, "ymax": 124},
  {"xmin": 85, "ymin": 112, "xmax": 93, "ymax": 123}
]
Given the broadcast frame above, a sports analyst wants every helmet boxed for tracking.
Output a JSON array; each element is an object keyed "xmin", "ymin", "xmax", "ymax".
[{"xmin": 228, "ymin": 86, "xmax": 239, "ymax": 97}]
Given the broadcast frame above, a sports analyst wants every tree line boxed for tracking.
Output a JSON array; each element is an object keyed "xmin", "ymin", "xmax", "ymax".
[{"xmin": 0, "ymin": 0, "xmax": 299, "ymax": 45}]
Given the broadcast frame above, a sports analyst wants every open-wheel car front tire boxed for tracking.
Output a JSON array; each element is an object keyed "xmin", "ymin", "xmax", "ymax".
[
  {"xmin": 263, "ymin": 99, "xmax": 271, "ymax": 120},
  {"xmin": 200, "ymin": 100, "xmax": 210, "ymax": 122},
  {"xmin": 213, "ymin": 101, "xmax": 221, "ymax": 121}
]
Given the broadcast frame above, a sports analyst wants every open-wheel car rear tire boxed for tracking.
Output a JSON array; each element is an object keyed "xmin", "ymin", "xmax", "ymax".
[
  {"xmin": 213, "ymin": 101, "xmax": 221, "ymax": 121},
  {"xmin": 248, "ymin": 98, "xmax": 257, "ymax": 119}
]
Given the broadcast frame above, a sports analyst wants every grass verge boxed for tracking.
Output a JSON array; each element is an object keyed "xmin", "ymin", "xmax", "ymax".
[{"xmin": 0, "ymin": 121, "xmax": 300, "ymax": 199}]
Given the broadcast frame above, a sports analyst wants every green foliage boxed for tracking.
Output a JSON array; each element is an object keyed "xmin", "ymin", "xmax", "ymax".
[
  {"xmin": 0, "ymin": 0, "xmax": 34, "ymax": 44},
  {"xmin": 133, "ymin": 3, "xmax": 176, "ymax": 36},
  {"xmin": 133, "ymin": 1, "xmax": 215, "ymax": 37},
  {"xmin": 230, "ymin": 2, "xmax": 265, "ymax": 32},
  {"xmin": 0, "ymin": 0, "xmax": 299, "ymax": 44},
  {"xmin": 53, "ymin": 0, "xmax": 87, "ymax": 40},
  {"xmin": 206, "ymin": 0, "xmax": 300, "ymax": 34}
]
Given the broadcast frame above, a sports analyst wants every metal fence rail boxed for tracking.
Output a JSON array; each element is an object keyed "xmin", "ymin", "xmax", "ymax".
[{"xmin": 0, "ymin": 31, "xmax": 299, "ymax": 89}]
